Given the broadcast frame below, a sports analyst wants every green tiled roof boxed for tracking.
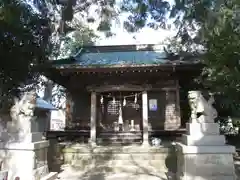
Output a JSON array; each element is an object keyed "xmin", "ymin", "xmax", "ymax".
[
  {"xmin": 52, "ymin": 44, "xmax": 171, "ymax": 67},
  {"xmin": 51, "ymin": 44, "xmax": 201, "ymax": 68},
  {"xmin": 74, "ymin": 50, "xmax": 167, "ymax": 66}
]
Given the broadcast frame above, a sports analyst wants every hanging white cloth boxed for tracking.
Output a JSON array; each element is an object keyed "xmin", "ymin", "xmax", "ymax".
[
  {"xmin": 134, "ymin": 94, "xmax": 137, "ymax": 103},
  {"xmin": 100, "ymin": 95, "xmax": 104, "ymax": 104},
  {"xmin": 112, "ymin": 97, "xmax": 116, "ymax": 104},
  {"xmin": 118, "ymin": 106, "xmax": 123, "ymax": 124},
  {"xmin": 123, "ymin": 97, "xmax": 126, "ymax": 106}
]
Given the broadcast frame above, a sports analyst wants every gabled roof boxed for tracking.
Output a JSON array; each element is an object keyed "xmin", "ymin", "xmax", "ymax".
[{"xmin": 51, "ymin": 44, "xmax": 201, "ymax": 69}]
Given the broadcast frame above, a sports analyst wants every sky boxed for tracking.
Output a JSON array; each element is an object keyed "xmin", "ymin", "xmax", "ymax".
[
  {"xmin": 96, "ymin": 24, "xmax": 176, "ymax": 46},
  {"xmin": 89, "ymin": 2, "xmax": 177, "ymax": 46},
  {"xmin": 27, "ymin": 0, "xmax": 177, "ymax": 46},
  {"xmin": 94, "ymin": 12, "xmax": 176, "ymax": 45}
]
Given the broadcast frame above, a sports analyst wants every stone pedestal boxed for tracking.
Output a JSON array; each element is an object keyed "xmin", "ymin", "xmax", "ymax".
[
  {"xmin": 176, "ymin": 91, "xmax": 236, "ymax": 180},
  {"xmin": 0, "ymin": 140, "xmax": 50, "ymax": 180},
  {"xmin": 176, "ymin": 121, "xmax": 236, "ymax": 180},
  {"xmin": 0, "ymin": 107, "xmax": 58, "ymax": 179},
  {"xmin": 0, "ymin": 129, "xmax": 57, "ymax": 180}
]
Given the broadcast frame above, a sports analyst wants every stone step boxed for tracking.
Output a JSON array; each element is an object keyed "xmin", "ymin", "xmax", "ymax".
[
  {"xmin": 97, "ymin": 133, "xmax": 142, "ymax": 144},
  {"xmin": 40, "ymin": 172, "xmax": 58, "ymax": 180},
  {"xmin": 70, "ymin": 160, "xmax": 171, "ymax": 174},
  {"xmin": 68, "ymin": 151, "xmax": 176, "ymax": 173},
  {"xmin": 99, "ymin": 134, "xmax": 142, "ymax": 140}
]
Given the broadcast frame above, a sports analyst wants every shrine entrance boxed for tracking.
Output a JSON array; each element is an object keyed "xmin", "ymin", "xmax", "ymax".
[
  {"xmin": 86, "ymin": 84, "xmax": 148, "ymax": 144},
  {"xmin": 97, "ymin": 91, "xmax": 142, "ymax": 133},
  {"xmin": 96, "ymin": 91, "xmax": 143, "ymax": 144}
]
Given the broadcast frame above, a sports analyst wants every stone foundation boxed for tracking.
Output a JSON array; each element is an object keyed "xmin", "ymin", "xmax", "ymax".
[{"xmin": 62, "ymin": 144, "xmax": 177, "ymax": 176}]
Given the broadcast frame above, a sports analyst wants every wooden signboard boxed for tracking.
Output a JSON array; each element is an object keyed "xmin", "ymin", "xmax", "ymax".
[{"xmin": 149, "ymin": 99, "xmax": 158, "ymax": 111}]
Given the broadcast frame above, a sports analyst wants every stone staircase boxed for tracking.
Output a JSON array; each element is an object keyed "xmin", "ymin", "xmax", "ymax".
[{"xmin": 62, "ymin": 143, "xmax": 177, "ymax": 176}]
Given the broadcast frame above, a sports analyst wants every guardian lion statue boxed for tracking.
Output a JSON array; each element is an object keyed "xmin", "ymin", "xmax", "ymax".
[
  {"xmin": 188, "ymin": 91, "xmax": 218, "ymax": 123},
  {"xmin": 9, "ymin": 91, "xmax": 37, "ymax": 140}
]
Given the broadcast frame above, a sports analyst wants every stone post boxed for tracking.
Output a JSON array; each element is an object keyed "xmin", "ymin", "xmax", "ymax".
[
  {"xmin": 176, "ymin": 91, "xmax": 236, "ymax": 180},
  {"xmin": 142, "ymin": 91, "xmax": 149, "ymax": 146},
  {"xmin": 90, "ymin": 92, "xmax": 97, "ymax": 146}
]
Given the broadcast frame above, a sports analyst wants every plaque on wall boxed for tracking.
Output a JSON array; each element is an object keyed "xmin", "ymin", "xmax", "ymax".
[{"xmin": 149, "ymin": 99, "xmax": 158, "ymax": 111}]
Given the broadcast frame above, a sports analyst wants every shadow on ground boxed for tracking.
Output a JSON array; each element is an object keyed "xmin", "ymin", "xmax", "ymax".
[{"xmin": 55, "ymin": 141, "xmax": 177, "ymax": 180}]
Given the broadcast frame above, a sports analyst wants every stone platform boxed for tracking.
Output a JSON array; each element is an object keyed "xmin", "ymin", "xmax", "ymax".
[
  {"xmin": 62, "ymin": 143, "xmax": 177, "ymax": 177},
  {"xmin": 176, "ymin": 122, "xmax": 236, "ymax": 180}
]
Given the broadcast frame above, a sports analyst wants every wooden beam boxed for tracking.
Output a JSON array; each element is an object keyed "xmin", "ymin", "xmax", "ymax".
[{"xmin": 87, "ymin": 84, "xmax": 152, "ymax": 92}]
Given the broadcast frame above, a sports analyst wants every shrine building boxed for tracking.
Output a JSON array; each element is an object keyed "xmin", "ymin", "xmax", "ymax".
[{"xmin": 44, "ymin": 44, "xmax": 202, "ymax": 145}]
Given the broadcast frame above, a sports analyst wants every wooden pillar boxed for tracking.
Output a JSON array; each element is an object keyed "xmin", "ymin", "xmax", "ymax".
[
  {"xmin": 142, "ymin": 90, "xmax": 149, "ymax": 146},
  {"xmin": 176, "ymin": 80, "xmax": 181, "ymax": 126},
  {"xmin": 90, "ymin": 92, "xmax": 97, "ymax": 146},
  {"xmin": 66, "ymin": 92, "xmax": 73, "ymax": 128}
]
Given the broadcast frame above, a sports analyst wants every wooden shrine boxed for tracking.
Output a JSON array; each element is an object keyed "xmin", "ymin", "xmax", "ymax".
[{"xmin": 44, "ymin": 44, "xmax": 203, "ymax": 145}]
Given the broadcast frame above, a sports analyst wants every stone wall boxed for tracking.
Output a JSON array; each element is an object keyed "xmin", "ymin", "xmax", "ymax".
[
  {"xmin": 164, "ymin": 90, "xmax": 181, "ymax": 130},
  {"xmin": 62, "ymin": 143, "xmax": 177, "ymax": 175}
]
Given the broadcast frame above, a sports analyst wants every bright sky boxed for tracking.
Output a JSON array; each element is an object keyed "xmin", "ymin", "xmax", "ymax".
[
  {"xmin": 79, "ymin": 0, "xmax": 177, "ymax": 46},
  {"xmin": 95, "ymin": 16, "xmax": 177, "ymax": 46},
  {"xmin": 96, "ymin": 24, "xmax": 176, "ymax": 46},
  {"xmin": 27, "ymin": 0, "xmax": 177, "ymax": 46}
]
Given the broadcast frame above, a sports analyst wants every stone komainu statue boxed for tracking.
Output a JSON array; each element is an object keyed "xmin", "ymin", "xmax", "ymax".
[
  {"xmin": 9, "ymin": 91, "xmax": 37, "ymax": 136},
  {"xmin": 188, "ymin": 91, "xmax": 218, "ymax": 123},
  {"xmin": 11, "ymin": 91, "xmax": 36, "ymax": 118}
]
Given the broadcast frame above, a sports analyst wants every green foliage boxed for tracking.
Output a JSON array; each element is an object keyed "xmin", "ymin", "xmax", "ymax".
[
  {"xmin": 200, "ymin": 1, "xmax": 240, "ymax": 116},
  {"xmin": 0, "ymin": 0, "xmax": 99, "ymax": 109},
  {"xmin": 120, "ymin": 0, "xmax": 240, "ymax": 117},
  {"xmin": 33, "ymin": 0, "xmax": 118, "ymax": 35},
  {"xmin": 0, "ymin": 0, "xmax": 52, "ymax": 109},
  {"xmin": 60, "ymin": 23, "xmax": 98, "ymax": 57}
]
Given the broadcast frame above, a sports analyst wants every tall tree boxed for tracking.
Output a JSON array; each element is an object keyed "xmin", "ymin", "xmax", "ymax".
[
  {"xmin": 121, "ymin": 0, "xmax": 240, "ymax": 116},
  {"xmin": 202, "ymin": 1, "xmax": 240, "ymax": 116},
  {"xmin": 0, "ymin": 0, "xmax": 52, "ymax": 110}
]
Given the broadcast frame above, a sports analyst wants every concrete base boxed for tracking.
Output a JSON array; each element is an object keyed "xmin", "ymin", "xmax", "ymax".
[
  {"xmin": 176, "ymin": 142, "xmax": 236, "ymax": 180},
  {"xmin": 0, "ymin": 140, "xmax": 56, "ymax": 180}
]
